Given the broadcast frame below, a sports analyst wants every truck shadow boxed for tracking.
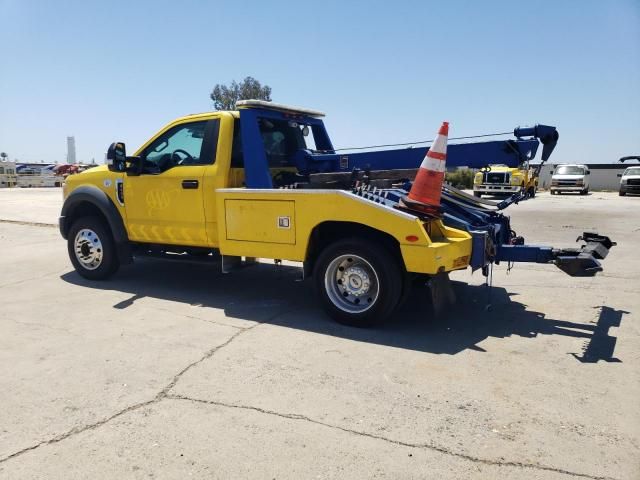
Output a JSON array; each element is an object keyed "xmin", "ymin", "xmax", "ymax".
[{"xmin": 60, "ymin": 258, "xmax": 626, "ymax": 361}]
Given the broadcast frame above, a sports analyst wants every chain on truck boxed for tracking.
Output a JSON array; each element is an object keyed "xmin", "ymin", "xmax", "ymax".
[{"xmin": 59, "ymin": 101, "xmax": 615, "ymax": 327}]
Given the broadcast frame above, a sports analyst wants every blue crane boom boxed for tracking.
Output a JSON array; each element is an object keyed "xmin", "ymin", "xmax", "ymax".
[{"xmin": 293, "ymin": 124, "xmax": 558, "ymax": 174}]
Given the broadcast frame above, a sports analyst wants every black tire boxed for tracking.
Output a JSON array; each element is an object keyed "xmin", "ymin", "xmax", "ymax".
[
  {"xmin": 527, "ymin": 187, "xmax": 536, "ymax": 198},
  {"xmin": 67, "ymin": 216, "xmax": 119, "ymax": 280},
  {"xmin": 314, "ymin": 238, "xmax": 403, "ymax": 327},
  {"xmin": 473, "ymin": 191, "xmax": 482, "ymax": 198},
  {"xmin": 619, "ymin": 190, "xmax": 626, "ymax": 196}
]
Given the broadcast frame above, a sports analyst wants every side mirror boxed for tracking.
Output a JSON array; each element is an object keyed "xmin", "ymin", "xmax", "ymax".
[
  {"xmin": 550, "ymin": 170, "xmax": 554, "ymax": 174},
  {"xmin": 302, "ymin": 125, "xmax": 310, "ymax": 137},
  {"xmin": 107, "ymin": 142, "xmax": 127, "ymax": 172},
  {"xmin": 107, "ymin": 142, "xmax": 142, "ymax": 176},
  {"xmin": 586, "ymin": 171, "xmax": 590, "ymax": 175},
  {"xmin": 617, "ymin": 173, "xmax": 622, "ymax": 177}
]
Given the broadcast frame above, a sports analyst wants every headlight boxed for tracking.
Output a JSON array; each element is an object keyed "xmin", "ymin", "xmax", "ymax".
[
  {"xmin": 621, "ymin": 178, "xmax": 628, "ymax": 184},
  {"xmin": 474, "ymin": 173, "xmax": 483, "ymax": 184},
  {"xmin": 510, "ymin": 175, "xmax": 522, "ymax": 185}
]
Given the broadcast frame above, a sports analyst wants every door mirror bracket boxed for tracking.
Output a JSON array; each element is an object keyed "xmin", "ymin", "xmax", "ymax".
[{"xmin": 125, "ymin": 156, "xmax": 142, "ymax": 176}]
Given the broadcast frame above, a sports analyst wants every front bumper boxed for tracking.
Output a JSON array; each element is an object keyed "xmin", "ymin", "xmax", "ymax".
[
  {"xmin": 474, "ymin": 184, "xmax": 520, "ymax": 194},
  {"xmin": 620, "ymin": 184, "xmax": 640, "ymax": 194},
  {"xmin": 551, "ymin": 185, "xmax": 584, "ymax": 192}
]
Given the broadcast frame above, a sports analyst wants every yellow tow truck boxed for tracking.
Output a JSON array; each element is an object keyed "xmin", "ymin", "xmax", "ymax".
[
  {"xmin": 473, "ymin": 163, "xmax": 538, "ymax": 198},
  {"xmin": 59, "ymin": 101, "xmax": 613, "ymax": 326}
]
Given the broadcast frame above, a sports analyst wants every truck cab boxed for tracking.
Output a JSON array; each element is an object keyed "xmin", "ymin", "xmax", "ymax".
[
  {"xmin": 473, "ymin": 163, "xmax": 537, "ymax": 198},
  {"xmin": 550, "ymin": 164, "xmax": 590, "ymax": 195}
]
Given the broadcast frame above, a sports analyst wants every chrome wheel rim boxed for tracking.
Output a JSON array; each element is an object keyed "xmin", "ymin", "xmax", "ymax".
[
  {"xmin": 324, "ymin": 254, "xmax": 379, "ymax": 313},
  {"xmin": 74, "ymin": 228, "xmax": 103, "ymax": 270}
]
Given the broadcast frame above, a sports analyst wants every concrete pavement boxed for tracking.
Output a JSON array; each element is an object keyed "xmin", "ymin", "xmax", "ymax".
[{"xmin": 0, "ymin": 189, "xmax": 638, "ymax": 479}]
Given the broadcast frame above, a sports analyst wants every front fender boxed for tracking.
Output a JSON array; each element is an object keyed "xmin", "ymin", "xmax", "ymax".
[{"xmin": 59, "ymin": 185, "xmax": 132, "ymax": 264}]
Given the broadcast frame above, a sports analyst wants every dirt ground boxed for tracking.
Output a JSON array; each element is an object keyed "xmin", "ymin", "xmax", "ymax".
[{"xmin": 0, "ymin": 188, "xmax": 638, "ymax": 479}]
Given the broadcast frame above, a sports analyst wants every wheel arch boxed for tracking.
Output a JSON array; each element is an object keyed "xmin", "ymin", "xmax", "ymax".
[
  {"xmin": 304, "ymin": 221, "xmax": 404, "ymax": 277},
  {"xmin": 60, "ymin": 186, "xmax": 132, "ymax": 264}
]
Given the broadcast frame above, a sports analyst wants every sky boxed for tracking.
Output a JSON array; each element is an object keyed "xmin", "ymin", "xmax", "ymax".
[{"xmin": 0, "ymin": 0, "xmax": 639, "ymax": 165}]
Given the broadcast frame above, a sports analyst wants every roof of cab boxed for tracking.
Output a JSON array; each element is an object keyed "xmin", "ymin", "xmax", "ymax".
[
  {"xmin": 236, "ymin": 100, "xmax": 325, "ymax": 118},
  {"xmin": 171, "ymin": 100, "xmax": 325, "ymax": 124}
]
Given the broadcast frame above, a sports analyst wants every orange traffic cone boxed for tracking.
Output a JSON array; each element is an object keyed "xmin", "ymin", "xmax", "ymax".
[{"xmin": 405, "ymin": 121, "xmax": 449, "ymax": 213}]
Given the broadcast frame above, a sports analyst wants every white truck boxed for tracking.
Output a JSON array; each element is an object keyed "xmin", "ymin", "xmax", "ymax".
[
  {"xmin": 618, "ymin": 165, "xmax": 640, "ymax": 196},
  {"xmin": 550, "ymin": 164, "xmax": 590, "ymax": 195}
]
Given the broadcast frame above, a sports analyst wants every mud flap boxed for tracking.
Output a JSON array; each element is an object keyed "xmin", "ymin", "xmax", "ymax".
[{"xmin": 428, "ymin": 272, "xmax": 456, "ymax": 316}]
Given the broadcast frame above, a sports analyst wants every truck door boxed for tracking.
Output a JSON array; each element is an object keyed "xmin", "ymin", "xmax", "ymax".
[{"xmin": 124, "ymin": 118, "xmax": 219, "ymax": 246}]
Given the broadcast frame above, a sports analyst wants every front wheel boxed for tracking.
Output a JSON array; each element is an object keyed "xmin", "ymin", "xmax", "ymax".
[
  {"xmin": 473, "ymin": 191, "xmax": 482, "ymax": 198},
  {"xmin": 67, "ymin": 216, "xmax": 119, "ymax": 280},
  {"xmin": 619, "ymin": 190, "xmax": 626, "ymax": 196},
  {"xmin": 314, "ymin": 238, "xmax": 403, "ymax": 327}
]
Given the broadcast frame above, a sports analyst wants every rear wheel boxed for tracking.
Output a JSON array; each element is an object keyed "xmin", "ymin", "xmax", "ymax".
[
  {"xmin": 527, "ymin": 186, "xmax": 536, "ymax": 198},
  {"xmin": 67, "ymin": 216, "xmax": 119, "ymax": 280},
  {"xmin": 314, "ymin": 238, "xmax": 403, "ymax": 327}
]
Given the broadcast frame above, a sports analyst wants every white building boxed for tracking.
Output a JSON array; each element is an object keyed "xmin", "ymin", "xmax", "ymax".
[
  {"xmin": 0, "ymin": 161, "xmax": 17, "ymax": 187},
  {"xmin": 66, "ymin": 136, "xmax": 77, "ymax": 164}
]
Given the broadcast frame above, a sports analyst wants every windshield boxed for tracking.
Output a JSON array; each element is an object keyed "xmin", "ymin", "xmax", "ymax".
[
  {"xmin": 624, "ymin": 167, "xmax": 640, "ymax": 176},
  {"xmin": 555, "ymin": 166, "xmax": 585, "ymax": 175}
]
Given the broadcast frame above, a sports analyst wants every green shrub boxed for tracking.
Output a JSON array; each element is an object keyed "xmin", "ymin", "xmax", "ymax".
[{"xmin": 445, "ymin": 169, "xmax": 475, "ymax": 189}]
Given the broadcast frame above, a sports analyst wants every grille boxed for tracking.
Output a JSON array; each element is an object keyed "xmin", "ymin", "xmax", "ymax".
[
  {"xmin": 555, "ymin": 179, "xmax": 581, "ymax": 186},
  {"xmin": 484, "ymin": 172, "xmax": 508, "ymax": 184},
  {"xmin": 628, "ymin": 179, "xmax": 640, "ymax": 186}
]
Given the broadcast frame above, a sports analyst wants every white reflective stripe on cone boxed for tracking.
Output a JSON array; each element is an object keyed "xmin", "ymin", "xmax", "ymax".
[
  {"xmin": 429, "ymin": 134, "xmax": 448, "ymax": 154},
  {"xmin": 420, "ymin": 156, "xmax": 446, "ymax": 173}
]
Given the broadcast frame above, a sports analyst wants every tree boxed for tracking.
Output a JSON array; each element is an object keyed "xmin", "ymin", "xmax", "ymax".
[{"xmin": 210, "ymin": 76, "xmax": 272, "ymax": 110}]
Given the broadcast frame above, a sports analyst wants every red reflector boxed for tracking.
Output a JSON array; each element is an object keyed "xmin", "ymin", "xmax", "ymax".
[{"xmin": 406, "ymin": 235, "xmax": 419, "ymax": 242}]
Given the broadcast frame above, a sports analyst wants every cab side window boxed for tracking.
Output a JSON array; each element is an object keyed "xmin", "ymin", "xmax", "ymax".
[
  {"xmin": 141, "ymin": 121, "xmax": 210, "ymax": 173},
  {"xmin": 258, "ymin": 118, "xmax": 307, "ymax": 167}
]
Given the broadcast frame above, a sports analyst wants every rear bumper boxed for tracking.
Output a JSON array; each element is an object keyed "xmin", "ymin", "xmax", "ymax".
[{"xmin": 401, "ymin": 236, "xmax": 473, "ymax": 275}]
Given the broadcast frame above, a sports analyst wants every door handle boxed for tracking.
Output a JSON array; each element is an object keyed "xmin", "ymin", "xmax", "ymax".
[{"xmin": 182, "ymin": 180, "xmax": 199, "ymax": 189}]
